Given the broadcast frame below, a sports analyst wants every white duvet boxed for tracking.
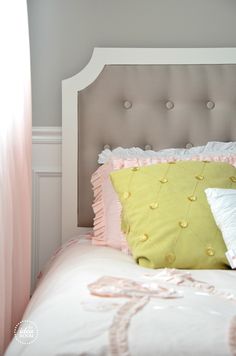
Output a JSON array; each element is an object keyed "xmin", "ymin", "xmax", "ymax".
[{"xmin": 5, "ymin": 234, "xmax": 236, "ymax": 356}]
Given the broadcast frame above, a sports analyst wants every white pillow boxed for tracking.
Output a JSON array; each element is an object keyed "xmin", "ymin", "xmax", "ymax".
[
  {"xmin": 98, "ymin": 141, "xmax": 236, "ymax": 164},
  {"xmin": 205, "ymin": 188, "xmax": 236, "ymax": 269}
]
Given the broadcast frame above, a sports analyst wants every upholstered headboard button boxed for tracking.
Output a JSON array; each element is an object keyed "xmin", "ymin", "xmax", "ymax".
[
  {"xmin": 206, "ymin": 101, "xmax": 215, "ymax": 110},
  {"xmin": 123, "ymin": 100, "xmax": 132, "ymax": 109},
  {"xmin": 144, "ymin": 144, "xmax": 152, "ymax": 150},
  {"xmin": 165, "ymin": 101, "xmax": 174, "ymax": 110},
  {"xmin": 185, "ymin": 142, "xmax": 194, "ymax": 149}
]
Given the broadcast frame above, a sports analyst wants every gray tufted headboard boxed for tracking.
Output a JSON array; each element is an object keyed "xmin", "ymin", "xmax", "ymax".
[
  {"xmin": 78, "ymin": 64, "xmax": 236, "ymax": 226},
  {"xmin": 62, "ymin": 48, "xmax": 236, "ymax": 241}
]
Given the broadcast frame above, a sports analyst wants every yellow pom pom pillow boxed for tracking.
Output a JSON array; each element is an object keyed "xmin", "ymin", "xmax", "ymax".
[{"xmin": 110, "ymin": 161, "xmax": 236, "ymax": 269}]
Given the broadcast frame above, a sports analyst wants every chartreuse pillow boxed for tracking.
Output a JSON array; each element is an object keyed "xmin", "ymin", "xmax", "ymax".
[{"xmin": 110, "ymin": 161, "xmax": 236, "ymax": 269}]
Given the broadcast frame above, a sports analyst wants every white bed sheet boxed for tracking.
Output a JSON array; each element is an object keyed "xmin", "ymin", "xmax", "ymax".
[{"xmin": 5, "ymin": 234, "xmax": 236, "ymax": 356}]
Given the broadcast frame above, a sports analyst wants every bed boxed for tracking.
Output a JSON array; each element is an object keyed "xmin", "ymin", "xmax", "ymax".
[{"xmin": 5, "ymin": 48, "xmax": 236, "ymax": 356}]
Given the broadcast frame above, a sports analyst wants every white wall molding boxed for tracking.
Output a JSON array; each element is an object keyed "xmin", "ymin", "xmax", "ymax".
[
  {"xmin": 32, "ymin": 127, "xmax": 62, "ymax": 289},
  {"xmin": 32, "ymin": 168, "xmax": 62, "ymax": 288},
  {"xmin": 32, "ymin": 126, "xmax": 62, "ymax": 144}
]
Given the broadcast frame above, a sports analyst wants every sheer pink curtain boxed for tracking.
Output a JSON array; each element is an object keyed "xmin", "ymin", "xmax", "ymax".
[{"xmin": 0, "ymin": 0, "xmax": 31, "ymax": 354}]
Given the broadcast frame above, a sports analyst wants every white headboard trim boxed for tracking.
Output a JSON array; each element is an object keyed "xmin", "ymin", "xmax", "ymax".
[{"xmin": 63, "ymin": 47, "xmax": 236, "ymax": 92}]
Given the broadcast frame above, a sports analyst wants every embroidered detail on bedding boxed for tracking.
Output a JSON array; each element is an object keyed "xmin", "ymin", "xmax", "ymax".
[
  {"xmin": 143, "ymin": 269, "xmax": 236, "ymax": 302},
  {"xmin": 143, "ymin": 269, "xmax": 215, "ymax": 289},
  {"xmin": 88, "ymin": 271, "xmax": 236, "ymax": 356},
  {"xmin": 88, "ymin": 276, "xmax": 182, "ymax": 356},
  {"xmin": 109, "ymin": 297, "xmax": 148, "ymax": 356},
  {"xmin": 88, "ymin": 275, "xmax": 182, "ymax": 299},
  {"xmin": 229, "ymin": 316, "xmax": 236, "ymax": 356}
]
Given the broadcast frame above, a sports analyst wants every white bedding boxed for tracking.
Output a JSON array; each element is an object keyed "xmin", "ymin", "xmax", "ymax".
[{"xmin": 5, "ymin": 234, "xmax": 236, "ymax": 356}]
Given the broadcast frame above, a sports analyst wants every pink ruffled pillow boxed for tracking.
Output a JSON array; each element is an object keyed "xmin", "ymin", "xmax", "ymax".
[
  {"xmin": 91, "ymin": 161, "xmax": 128, "ymax": 251},
  {"xmin": 91, "ymin": 155, "xmax": 236, "ymax": 254}
]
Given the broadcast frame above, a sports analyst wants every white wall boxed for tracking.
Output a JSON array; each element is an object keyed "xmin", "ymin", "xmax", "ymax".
[{"xmin": 27, "ymin": 0, "xmax": 236, "ymax": 127}]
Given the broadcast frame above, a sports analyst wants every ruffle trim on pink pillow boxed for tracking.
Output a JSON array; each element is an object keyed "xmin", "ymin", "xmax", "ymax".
[
  {"xmin": 91, "ymin": 165, "xmax": 107, "ymax": 245},
  {"xmin": 111, "ymin": 154, "xmax": 236, "ymax": 170},
  {"xmin": 91, "ymin": 162, "xmax": 129, "ymax": 252}
]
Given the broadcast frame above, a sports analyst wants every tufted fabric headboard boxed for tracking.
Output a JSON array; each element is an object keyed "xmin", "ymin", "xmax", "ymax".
[{"xmin": 77, "ymin": 64, "xmax": 236, "ymax": 226}]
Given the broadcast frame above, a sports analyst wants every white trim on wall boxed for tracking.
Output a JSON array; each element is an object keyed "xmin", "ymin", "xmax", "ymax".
[
  {"xmin": 32, "ymin": 168, "xmax": 62, "ymax": 288},
  {"xmin": 32, "ymin": 126, "xmax": 62, "ymax": 289},
  {"xmin": 32, "ymin": 126, "xmax": 62, "ymax": 144}
]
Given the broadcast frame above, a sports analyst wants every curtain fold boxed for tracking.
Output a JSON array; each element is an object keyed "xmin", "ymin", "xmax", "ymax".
[{"xmin": 0, "ymin": 0, "xmax": 31, "ymax": 354}]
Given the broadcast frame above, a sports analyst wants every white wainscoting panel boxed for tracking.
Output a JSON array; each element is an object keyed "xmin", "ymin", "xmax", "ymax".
[{"xmin": 32, "ymin": 127, "xmax": 62, "ymax": 289}]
